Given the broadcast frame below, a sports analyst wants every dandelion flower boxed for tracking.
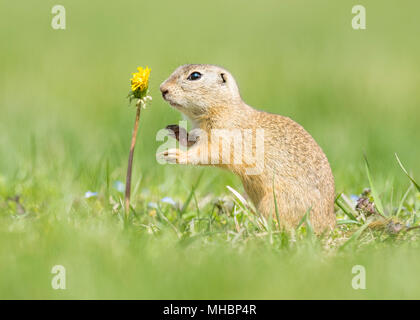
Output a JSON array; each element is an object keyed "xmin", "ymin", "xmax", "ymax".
[{"xmin": 130, "ymin": 66, "xmax": 151, "ymax": 98}]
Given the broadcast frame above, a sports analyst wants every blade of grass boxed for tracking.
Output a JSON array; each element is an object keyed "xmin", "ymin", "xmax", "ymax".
[
  {"xmin": 335, "ymin": 194, "xmax": 358, "ymax": 221},
  {"xmin": 226, "ymin": 185, "xmax": 261, "ymax": 231},
  {"xmin": 395, "ymin": 153, "xmax": 420, "ymax": 192},
  {"xmin": 105, "ymin": 158, "xmax": 110, "ymax": 198},
  {"xmin": 226, "ymin": 185, "xmax": 248, "ymax": 208},
  {"xmin": 340, "ymin": 223, "xmax": 369, "ymax": 250},
  {"xmin": 181, "ymin": 171, "xmax": 203, "ymax": 214},
  {"xmin": 132, "ymin": 175, "xmax": 142, "ymax": 200},
  {"xmin": 337, "ymin": 219, "xmax": 362, "ymax": 225},
  {"xmin": 193, "ymin": 192, "xmax": 200, "ymax": 219},
  {"xmin": 304, "ymin": 209, "xmax": 314, "ymax": 240},
  {"xmin": 396, "ymin": 184, "xmax": 413, "ymax": 217},
  {"xmin": 156, "ymin": 205, "xmax": 181, "ymax": 238},
  {"xmin": 272, "ymin": 174, "xmax": 281, "ymax": 231},
  {"xmin": 364, "ymin": 156, "xmax": 386, "ymax": 217},
  {"xmin": 296, "ymin": 207, "xmax": 312, "ymax": 230},
  {"xmin": 268, "ymin": 212, "xmax": 273, "ymax": 244}
]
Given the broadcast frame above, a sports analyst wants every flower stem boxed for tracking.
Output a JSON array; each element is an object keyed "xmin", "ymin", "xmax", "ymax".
[{"xmin": 125, "ymin": 99, "xmax": 142, "ymax": 216}]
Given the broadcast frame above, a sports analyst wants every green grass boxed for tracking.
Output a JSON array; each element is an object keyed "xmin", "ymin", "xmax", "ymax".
[{"xmin": 0, "ymin": 0, "xmax": 419, "ymax": 299}]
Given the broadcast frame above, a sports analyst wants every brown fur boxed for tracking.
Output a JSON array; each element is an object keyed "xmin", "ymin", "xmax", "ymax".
[{"xmin": 160, "ymin": 64, "xmax": 336, "ymax": 233}]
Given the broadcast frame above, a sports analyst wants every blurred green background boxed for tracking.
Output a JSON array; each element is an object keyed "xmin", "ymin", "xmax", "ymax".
[{"xmin": 0, "ymin": 0, "xmax": 419, "ymax": 299}]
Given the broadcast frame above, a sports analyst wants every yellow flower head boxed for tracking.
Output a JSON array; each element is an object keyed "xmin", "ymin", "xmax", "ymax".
[{"xmin": 130, "ymin": 66, "xmax": 151, "ymax": 97}]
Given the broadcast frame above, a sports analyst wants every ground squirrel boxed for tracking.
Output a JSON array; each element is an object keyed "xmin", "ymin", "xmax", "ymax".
[{"xmin": 159, "ymin": 64, "xmax": 336, "ymax": 233}]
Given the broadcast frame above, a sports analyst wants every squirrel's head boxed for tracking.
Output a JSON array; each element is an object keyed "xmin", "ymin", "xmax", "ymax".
[{"xmin": 160, "ymin": 64, "xmax": 241, "ymax": 120}]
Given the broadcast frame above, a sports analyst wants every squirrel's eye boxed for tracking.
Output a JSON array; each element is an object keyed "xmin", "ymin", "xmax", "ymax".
[{"xmin": 187, "ymin": 71, "xmax": 202, "ymax": 81}]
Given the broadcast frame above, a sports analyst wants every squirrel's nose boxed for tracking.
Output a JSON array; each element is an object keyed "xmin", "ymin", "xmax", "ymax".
[{"xmin": 160, "ymin": 85, "xmax": 169, "ymax": 99}]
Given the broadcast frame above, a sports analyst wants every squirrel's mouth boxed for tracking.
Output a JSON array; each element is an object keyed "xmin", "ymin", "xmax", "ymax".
[
  {"xmin": 168, "ymin": 101, "xmax": 182, "ymax": 108},
  {"xmin": 162, "ymin": 95, "xmax": 181, "ymax": 108}
]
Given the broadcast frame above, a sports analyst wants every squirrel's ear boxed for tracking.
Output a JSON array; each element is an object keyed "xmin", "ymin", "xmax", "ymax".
[{"xmin": 220, "ymin": 73, "xmax": 227, "ymax": 84}]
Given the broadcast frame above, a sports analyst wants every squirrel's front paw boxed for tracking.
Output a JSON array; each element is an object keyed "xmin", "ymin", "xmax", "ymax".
[{"xmin": 158, "ymin": 148, "xmax": 187, "ymax": 164}]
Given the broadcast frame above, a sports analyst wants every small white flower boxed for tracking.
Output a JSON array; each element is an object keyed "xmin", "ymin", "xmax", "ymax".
[
  {"xmin": 148, "ymin": 202, "xmax": 158, "ymax": 209},
  {"xmin": 113, "ymin": 181, "xmax": 125, "ymax": 193},
  {"xmin": 85, "ymin": 191, "xmax": 98, "ymax": 199},
  {"xmin": 161, "ymin": 197, "xmax": 176, "ymax": 206}
]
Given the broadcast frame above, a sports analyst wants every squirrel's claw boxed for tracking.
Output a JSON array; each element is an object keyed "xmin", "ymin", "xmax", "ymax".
[{"xmin": 157, "ymin": 148, "xmax": 184, "ymax": 164}]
